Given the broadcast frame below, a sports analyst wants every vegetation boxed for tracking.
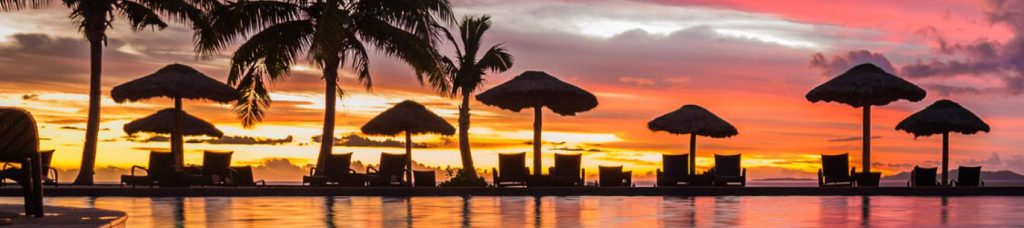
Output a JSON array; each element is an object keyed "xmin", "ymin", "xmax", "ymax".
[
  {"xmin": 196, "ymin": 0, "xmax": 454, "ymax": 168},
  {"xmin": 0, "ymin": 0, "xmax": 213, "ymax": 185},
  {"xmin": 439, "ymin": 167, "xmax": 487, "ymax": 187},
  {"xmin": 438, "ymin": 15, "xmax": 514, "ymax": 177}
]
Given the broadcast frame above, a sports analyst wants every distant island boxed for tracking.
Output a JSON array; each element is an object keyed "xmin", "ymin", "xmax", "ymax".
[{"xmin": 882, "ymin": 169, "xmax": 1024, "ymax": 181}]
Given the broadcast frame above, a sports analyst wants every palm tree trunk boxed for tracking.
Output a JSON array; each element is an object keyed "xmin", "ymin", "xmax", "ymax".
[
  {"xmin": 73, "ymin": 38, "xmax": 103, "ymax": 185},
  {"xmin": 316, "ymin": 59, "xmax": 341, "ymax": 169},
  {"xmin": 533, "ymin": 105, "xmax": 542, "ymax": 176},
  {"xmin": 862, "ymin": 105, "xmax": 871, "ymax": 174},
  {"xmin": 458, "ymin": 92, "xmax": 476, "ymax": 176}
]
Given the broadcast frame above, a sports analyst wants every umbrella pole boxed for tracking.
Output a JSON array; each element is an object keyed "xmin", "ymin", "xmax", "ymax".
[
  {"xmin": 534, "ymin": 105, "xmax": 542, "ymax": 176},
  {"xmin": 173, "ymin": 97, "xmax": 184, "ymax": 172},
  {"xmin": 689, "ymin": 134, "xmax": 696, "ymax": 176},
  {"xmin": 862, "ymin": 105, "xmax": 871, "ymax": 174},
  {"xmin": 406, "ymin": 131, "xmax": 413, "ymax": 186},
  {"xmin": 942, "ymin": 132, "xmax": 949, "ymax": 186}
]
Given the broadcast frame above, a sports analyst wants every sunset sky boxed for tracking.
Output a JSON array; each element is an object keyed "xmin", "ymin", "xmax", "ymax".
[{"xmin": 3, "ymin": 0, "xmax": 1024, "ymax": 182}]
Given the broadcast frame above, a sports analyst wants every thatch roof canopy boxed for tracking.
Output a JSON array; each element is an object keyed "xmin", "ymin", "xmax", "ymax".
[
  {"xmin": 124, "ymin": 108, "xmax": 223, "ymax": 137},
  {"xmin": 806, "ymin": 63, "xmax": 926, "ymax": 107},
  {"xmin": 361, "ymin": 100, "xmax": 455, "ymax": 136},
  {"xmin": 648, "ymin": 105, "xmax": 738, "ymax": 138},
  {"xmin": 111, "ymin": 64, "xmax": 239, "ymax": 103},
  {"xmin": 896, "ymin": 99, "xmax": 990, "ymax": 137},
  {"xmin": 476, "ymin": 71, "xmax": 598, "ymax": 116}
]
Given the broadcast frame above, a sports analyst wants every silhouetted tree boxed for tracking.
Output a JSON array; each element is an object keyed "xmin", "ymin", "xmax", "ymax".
[
  {"xmin": 439, "ymin": 15, "xmax": 513, "ymax": 176},
  {"xmin": 197, "ymin": 0, "xmax": 453, "ymax": 168},
  {"xmin": 0, "ymin": 0, "xmax": 213, "ymax": 185}
]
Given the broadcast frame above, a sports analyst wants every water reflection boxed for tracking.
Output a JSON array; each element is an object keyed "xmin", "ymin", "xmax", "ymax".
[{"xmin": 12, "ymin": 196, "xmax": 1024, "ymax": 227}]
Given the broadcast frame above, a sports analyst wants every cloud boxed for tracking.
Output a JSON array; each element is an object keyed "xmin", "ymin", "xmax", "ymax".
[
  {"xmin": 923, "ymin": 84, "xmax": 985, "ymax": 96},
  {"xmin": 187, "ymin": 135, "xmax": 294, "ymax": 145},
  {"xmin": 313, "ymin": 134, "xmax": 429, "ymax": 148},
  {"xmin": 809, "ymin": 50, "xmax": 895, "ymax": 76},
  {"xmin": 898, "ymin": 0, "xmax": 1024, "ymax": 94}
]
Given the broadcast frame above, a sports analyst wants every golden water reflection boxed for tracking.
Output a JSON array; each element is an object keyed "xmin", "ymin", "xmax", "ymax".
[{"xmin": 0, "ymin": 196, "xmax": 1021, "ymax": 227}]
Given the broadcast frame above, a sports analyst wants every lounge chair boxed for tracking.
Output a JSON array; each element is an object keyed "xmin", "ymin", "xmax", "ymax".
[
  {"xmin": 230, "ymin": 166, "xmax": 265, "ymax": 187},
  {"xmin": 1, "ymin": 150, "xmax": 59, "ymax": 187},
  {"xmin": 598, "ymin": 166, "xmax": 632, "ymax": 187},
  {"xmin": 711, "ymin": 154, "xmax": 746, "ymax": 186},
  {"xmin": 492, "ymin": 153, "xmax": 529, "ymax": 187},
  {"xmin": 0, "ymin": 108, "xmax": 45, "ymax": 217},
  {"xmin": 120, "ymin": 151, "xmax": 176, "ymax": 187},
  {"xmin": 303, "ymin": 153, "xmax": 365, "ymax": 187},
  {"xmin": 818, "ymin": 153, "xmax": 856, "ymax": 187},
  {"xmin": 413, "ymin": 170, "xmax": 436, "ymax": 187},
  {"xmin": 548, "ymin": 153, "xmax": 584, "ymax": 186},
  {"xmin": 367, "ymin": 153, "xmax": 408, "ymax": 186},
  {"xmin": 193, "ymin": 151, "xmax": 233, "ymax": 186},
  {"xmin": 952, "ymin": 166, "xmax": 984, "ymax": 187},
  {"xmin": 656, "ymin": 154, "xmax": 691, "ymax": 186},
  {"xmin": 908, "ymin": 166, "xmax": 940, "ymax": 187}
]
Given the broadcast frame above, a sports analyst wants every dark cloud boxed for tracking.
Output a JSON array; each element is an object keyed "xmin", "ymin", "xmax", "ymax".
[
  {"xmin": 187, "ymin": 135, "xmax": 293, "ymax": 145},
  {"xmin": 21, "ymin": 94, "xmax": 38, "ymax": 100},
  {"xmin": 550, "ymin": 146, "xmax": 608, "ymax": 152},
  {"xmin": 899, "ymin": 0, "xmax": 1024, "ymax": 94},
  {"xmin": 923, "ymin": 84, "xmax": 984, "ymax": 96},
  {"xmin": 809, "ymin": 50, "xmax": 895, "ymax": 76},
  {"xmin": 313, "ymin": 134, "xmax": 429, "ymax": 148}
]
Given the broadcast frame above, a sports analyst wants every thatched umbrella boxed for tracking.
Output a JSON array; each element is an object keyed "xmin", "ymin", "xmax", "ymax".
[
  {"xmin": 112, "ymin": 64, "xmax": 239, "ymax": 170},
  {"xmin": 476, "ymin": 71, "xmax": 598, "ymax": 176},
  {"xmin": 124, "ymin": 109, "xmax": 224, "ymax": 138},
  {"xmin": 361, "ymin": 100, "xmax": 455, "ymax": 183},
  {"xmin": 806, "ymin": 63, "xmax": 925, "ymax": 173},
  {"xmin": 896, "ymin": 99, "xmax": 989, "ymax": 186},
  {"xmin": 648, "ymin": 105, "xmax": 738, "ymax": 175}
]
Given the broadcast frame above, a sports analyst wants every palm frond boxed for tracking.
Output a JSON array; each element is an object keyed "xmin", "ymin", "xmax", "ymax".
[
  {"xmin": 118, "ymin": 1, "xmax": 168, "ymax": 31},
  {"xmin": 233, "ymin": 67, "xmax": 272, "ymax": 128},
  {"xmin": 0, "ymin": 0, "xmax": 49, "ymax": 11},
  {"xmin": 476, "ymin": 44, "xmax": 513, "ymax": 73},
  {"xmin": 196, "ymin": 0, "xmax": 301, "ymax": 55},
  {"xmin": 355, "ymin": 16, "xmax": 448, "ymax": 93},
  {"xmin": 228, "ymin": 19, "xmax": 314, "ymax": 85},
  {"xmin": 352, "ymin": 0, "xmax": 453, "ymax": 43}
]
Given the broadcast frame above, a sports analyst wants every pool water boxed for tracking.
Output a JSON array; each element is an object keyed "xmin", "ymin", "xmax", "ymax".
[{"xmin": 2, "ymin": 196, "xmax": 1022, "ymax": 227}]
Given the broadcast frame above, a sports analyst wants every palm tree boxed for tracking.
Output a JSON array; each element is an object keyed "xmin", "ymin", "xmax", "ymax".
[
  {"xmin": 439, "ymin": 15, "xmax": 513, "ymax": 176},
  {"xmin": 197, "ymin": 0, "xmax": 452, "ymax": 169},
  {"xmin": 1, "ymin": 0, "xmax": 213, "ymax": 185}
]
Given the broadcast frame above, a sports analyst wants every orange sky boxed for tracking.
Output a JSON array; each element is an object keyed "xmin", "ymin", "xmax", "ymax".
[{"xmin": 2, "ymin": 0, "xmax": 1024, "ymax": 182}]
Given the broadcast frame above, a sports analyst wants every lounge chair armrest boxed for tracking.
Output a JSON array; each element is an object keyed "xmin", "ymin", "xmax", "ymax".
[
  {"xmin": 349, "ymin": 169, "xmax": 358, "ymax": 174},
  {"xmin": 850, "ymin": 167, "xmax": 857, "ymax": 176},
  {"xmin": 256, "ymin": 180, "xmax": 266, "ymax": 186},
  {"xmin": 308, "ymin": 167, "xmax": 317, "ymax": 176},
  {"xmin": 130, "ymin": 165, "xmax": 148, "ymax": 176},
  {"xmin": 2, "ymin": 163, "xmax": 12, "ymax": 170},
  {"xmin": 367, "ymin": 166, "xmax": 378, "ymax": 174},
  {"xmin": 742, "ymin": 168, "xmax": 747, "ymax": 177},
  {"xmin": 656, "ymin": 169, "xmax": 662, "ymax": 176}
]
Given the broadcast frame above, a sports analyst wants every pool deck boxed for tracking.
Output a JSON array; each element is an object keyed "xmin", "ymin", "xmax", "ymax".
[
  {"xmin": 0, "ymin": 185, "xmax": 1021, "ymax": 197},
  {"xmin": 0, "ymin": 204, "xmax": 127, "ymax": 227}
]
